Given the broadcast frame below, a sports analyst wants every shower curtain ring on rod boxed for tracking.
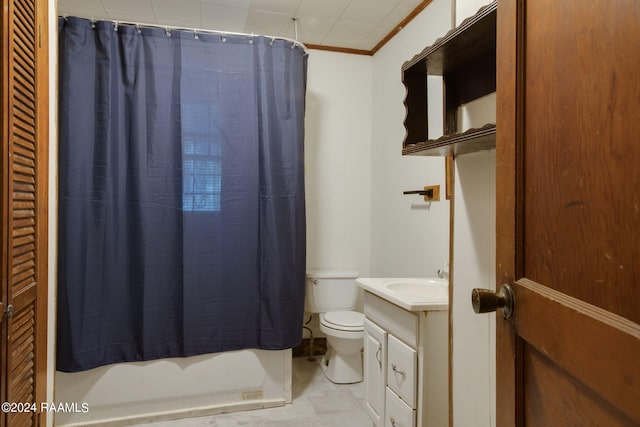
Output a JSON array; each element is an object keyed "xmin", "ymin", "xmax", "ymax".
[
  {"xmin": 194, "ymin": 29, "xmax": 199, "ymax": 39},
  {"xmin": 113, "ymin": 21, "xmax": 118, "ymax": 31},
  {"xmin": 165, "ymin": 27, "xmax": 171, "ymax": 37}
]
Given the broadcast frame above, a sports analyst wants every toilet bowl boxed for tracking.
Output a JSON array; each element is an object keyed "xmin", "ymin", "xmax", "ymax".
[
  {"xmin": 319, "ymin": 311, "xmax": 365, "ymax": 384},
  {"xmin": 305, "ymin": 270, "xmax": 364, "ymax": 384}
]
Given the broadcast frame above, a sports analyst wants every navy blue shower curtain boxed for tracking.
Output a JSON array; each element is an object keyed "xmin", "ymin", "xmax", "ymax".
[{"xmin": 57, "ymin": 17, "xmax": 307, "ymax": 372}]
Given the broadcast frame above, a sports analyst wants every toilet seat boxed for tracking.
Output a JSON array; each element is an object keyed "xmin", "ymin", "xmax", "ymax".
[{"xmin": 320, "ymin": 311, "xmax": 364, "ymax": 332}]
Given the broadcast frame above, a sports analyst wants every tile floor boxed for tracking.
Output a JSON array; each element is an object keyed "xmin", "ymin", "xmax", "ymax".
[{"xmin": 132, "ymin": 357, "xmax": 373, "ymax": 427}]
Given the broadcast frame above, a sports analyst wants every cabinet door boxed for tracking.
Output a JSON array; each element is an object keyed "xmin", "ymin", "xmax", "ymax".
[{"xmin": 364, "ymin": 318, "xmax": 387, "ymax": 426}]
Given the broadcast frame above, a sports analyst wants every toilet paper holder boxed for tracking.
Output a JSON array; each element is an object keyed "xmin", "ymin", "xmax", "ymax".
[{"xmin": 403, "ymin": 185, "xmax": 440, "ymax": 201}]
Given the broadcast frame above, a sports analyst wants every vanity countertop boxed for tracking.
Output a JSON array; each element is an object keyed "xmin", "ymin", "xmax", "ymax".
[{"xmin": 356, "ymin": 277, "xmax": 449, "ymax": 312}]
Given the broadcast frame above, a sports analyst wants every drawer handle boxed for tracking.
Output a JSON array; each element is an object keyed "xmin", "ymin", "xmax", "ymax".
[
  {"xmin": 376, "ymin": 346, "xmax": 382, "ymax": 368},
  {"xmin": 391, "ymin": 364, "xmax": 406, "ymax": 377},
  {"xmin": 390, "ymin": 417, "xmax": 398, "ymax": 427}
]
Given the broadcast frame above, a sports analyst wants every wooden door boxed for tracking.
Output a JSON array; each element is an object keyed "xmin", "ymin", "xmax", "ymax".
[
  {"xmin": 496, "ymin": 0, "xmax": 640, "ymax": 425},
  {"xmin": 1, "ymin": 0, "xmax": 49, "ymax": 425}
]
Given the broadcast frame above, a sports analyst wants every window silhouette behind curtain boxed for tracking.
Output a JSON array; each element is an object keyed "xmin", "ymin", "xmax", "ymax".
[{"xmin": 182, "ymin": 104, "xmax": 222, "ymax": 212}]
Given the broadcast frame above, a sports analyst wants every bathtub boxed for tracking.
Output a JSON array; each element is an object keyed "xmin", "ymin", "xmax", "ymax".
[{"xmin": 54, "ymin": 349, "xmax": 292, "ymax": 426}]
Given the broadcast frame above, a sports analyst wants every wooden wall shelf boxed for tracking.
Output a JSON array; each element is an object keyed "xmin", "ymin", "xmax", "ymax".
[
  {"xmin": 401, "ymin": 1, "xmax": 497, "ymax": 156},
  {"xmin": 402, "ymin": 124, "xmax": 496, "ymax": 157}
]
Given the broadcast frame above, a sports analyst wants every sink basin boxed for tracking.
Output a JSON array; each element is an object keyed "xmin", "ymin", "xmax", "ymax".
[
  {"xmin": 383, "ymin": 278, "xmax": 448, "ymax": 299},
  {"xmin": 357, "ymin": 277, "xmax": 449, "ymax": 311}
]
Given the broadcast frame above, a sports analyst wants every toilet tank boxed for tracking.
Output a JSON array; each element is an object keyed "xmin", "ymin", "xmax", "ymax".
[{"xmin": 305, "ymin": 270, "xmax": 360, "ymax": 313}]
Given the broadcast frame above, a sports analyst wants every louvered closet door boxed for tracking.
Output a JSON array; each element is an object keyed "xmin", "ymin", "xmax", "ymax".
[{"xmin": 1, "ymin": 0, "xmax": 49, "ymax": 426}]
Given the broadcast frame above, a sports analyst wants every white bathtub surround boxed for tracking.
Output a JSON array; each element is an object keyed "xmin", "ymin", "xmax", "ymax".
[
  {"xmin": 54, "ymin": 349, "xmax": 292, "ymax": 426},
  {"xmin": 130, "ymin": 357, "xmax": 370, "ymax": 427}
]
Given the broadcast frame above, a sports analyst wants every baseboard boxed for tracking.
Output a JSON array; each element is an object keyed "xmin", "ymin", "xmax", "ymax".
[{"xmin": 56, "ymin": 399, "xmax": 286, "ymax": 427}]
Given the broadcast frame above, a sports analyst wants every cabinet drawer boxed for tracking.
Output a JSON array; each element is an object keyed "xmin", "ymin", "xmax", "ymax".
[
  {"xmin": 387, "ymin": 334, "xmax": 417, "ymax": 408},
  {"xmin": 385, "ymin": 387, "xmax": 416, "ymax": 427}
]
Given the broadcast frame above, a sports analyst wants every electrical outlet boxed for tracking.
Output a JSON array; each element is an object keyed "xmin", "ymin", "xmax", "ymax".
[{"xmin": 423, "ymin": 185, "xmax": 440, "ymax": 201}]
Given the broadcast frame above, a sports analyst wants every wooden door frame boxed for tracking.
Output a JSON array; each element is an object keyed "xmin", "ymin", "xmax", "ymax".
[
  {"xmin": 34, "ymin": 0, "xmax": 50, "ymax": 422},
  {"xmin": 495, "ymin": 0, "xmax": 521, "ymax": 424},
  {"xmin": 1, "ymin": 4, "xmax": 10, "ymax": 416}
]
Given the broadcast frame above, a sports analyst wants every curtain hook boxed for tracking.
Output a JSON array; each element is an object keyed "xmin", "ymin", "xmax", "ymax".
[
  {"xmin": 220, "ymin": 33, "xmax": 226, "ymax": 42},
  {"xmin": 270, "ymin": 37, "xmax": 275, "ymax": 46},
  {"xmin": 135, "ymin": 24, "xmax": 142, "ymax": 34},
  {"xmin": 165, "ymin": 27, "xmax": 171, "ymax": 37},
  {"xmin": 249, "ymin": 33, "xmax": 254, "ymax": 44},
  {"xmin": 113, "ymin": 21, "xmax": 118, "ymax": 32},
  {"xmin": 194, "ymin": 29, "xmax": 199, "ymax": 40}
]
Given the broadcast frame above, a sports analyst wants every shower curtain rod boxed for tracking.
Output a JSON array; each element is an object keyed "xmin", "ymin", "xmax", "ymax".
[{"xmin": 59, "ymin": 15, "xmax": 308, "ymax": 53}]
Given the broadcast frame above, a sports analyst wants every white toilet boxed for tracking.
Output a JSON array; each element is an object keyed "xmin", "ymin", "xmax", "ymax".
[{"xmin": 305, "ymin": 270, "xmax": 364, "ymax": 384}]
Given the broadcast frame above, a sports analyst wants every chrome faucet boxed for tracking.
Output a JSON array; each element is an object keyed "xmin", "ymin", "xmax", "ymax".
[{"xmin": 437, "ymin": 262, "xmax": 449, "ymax": 280}]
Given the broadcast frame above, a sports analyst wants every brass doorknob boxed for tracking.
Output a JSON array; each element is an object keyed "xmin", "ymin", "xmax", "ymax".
[{"xmin": 471, "ymin": 285, "xmax": 514, "ymax": 319}]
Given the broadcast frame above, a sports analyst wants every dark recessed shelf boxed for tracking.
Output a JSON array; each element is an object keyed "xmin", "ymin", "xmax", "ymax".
[{"xmin": 402, "ymin": 1, "xmax": 497, "ymax": 156}]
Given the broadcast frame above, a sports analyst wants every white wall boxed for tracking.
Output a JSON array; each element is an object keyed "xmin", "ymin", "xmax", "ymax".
[
  {"xmin": 370, "ymin": 0, "xmax": 452, "ymax": 278},
  {"xmin": 304, "ymin": 50, "xmax": 372, "ymax": 277},
  {"xmin": 456, "ymin": 0, "xmax": 493, "ymax": 25},
  {"xmin": 303, "ymin": 50, "xmax": 372, "ymax": 337},
  {"xmin": 452, "ymin": 150, "xmax": 496, "ymax": 427},
  {"xmin": 451, "ymin": 1, "xmax": 497, "ymax": 426}
]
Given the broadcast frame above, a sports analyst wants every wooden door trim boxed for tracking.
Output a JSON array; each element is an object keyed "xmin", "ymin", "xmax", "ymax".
[
  {"xmin": 34, "ymin": 0, "xmax": 49, "ymax": 421},
  {"xmin": 495, "ymin": 0, "xmax": 522, "ymax": 424},
  {"xmin": 447, "ymin": 155, "xmax": 454, "ymax": 427},
  {"xmin": 0, "ymin": 3, "xmax": 10, "ymax": 418}
]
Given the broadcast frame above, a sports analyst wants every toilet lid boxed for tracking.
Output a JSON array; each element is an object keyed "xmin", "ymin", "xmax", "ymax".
[{"xmin": 322, "ymin": 311, "xmax": 364, "ymax": 329}]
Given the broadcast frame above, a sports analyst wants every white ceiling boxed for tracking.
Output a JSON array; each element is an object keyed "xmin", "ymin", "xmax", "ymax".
[{"xmin": 57, "ymin": 0, "xmax": 425, "ymax": 52}]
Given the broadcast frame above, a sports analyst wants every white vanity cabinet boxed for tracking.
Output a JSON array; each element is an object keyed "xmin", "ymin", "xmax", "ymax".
[{"xmin": 362, "ymin": 291, "xmax": 448, "ymax": 427}]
